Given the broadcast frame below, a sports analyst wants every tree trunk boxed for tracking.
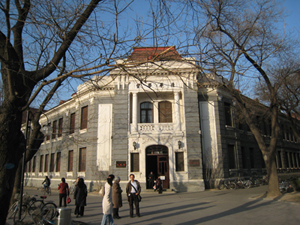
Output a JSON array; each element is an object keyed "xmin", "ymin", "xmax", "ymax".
[
  {"xmin": 266, "ymin": 152, "xmax": 281, "ymax": 198},
  {"xmin": 0, "ymin": 107, "xmax": 25, "ymax": 224}
]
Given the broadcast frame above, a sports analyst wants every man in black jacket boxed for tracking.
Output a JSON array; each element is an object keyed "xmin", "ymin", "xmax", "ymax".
[{"xmin": 126, "ymin": 174, "xmax": 141, "ymax": 218}]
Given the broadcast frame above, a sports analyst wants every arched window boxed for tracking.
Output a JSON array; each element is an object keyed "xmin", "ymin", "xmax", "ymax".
[
  {"xmin": 140, "ymin": 102, "xmax": 153, "ymax": 123},
  {"xmin": 159, "ymin": 101, "xmax": 172, "ymax": 123}
]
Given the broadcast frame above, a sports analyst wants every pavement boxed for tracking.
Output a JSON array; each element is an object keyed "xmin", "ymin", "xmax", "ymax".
[{"xmin": 5, "ymin": 185, "xmax": 300, "ymax": 225}]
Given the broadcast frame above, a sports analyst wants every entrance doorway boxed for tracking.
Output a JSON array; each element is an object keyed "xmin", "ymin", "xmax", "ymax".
[{"xmin": 146, "ymin": 145, "xmax": 169, "ymax": 189}]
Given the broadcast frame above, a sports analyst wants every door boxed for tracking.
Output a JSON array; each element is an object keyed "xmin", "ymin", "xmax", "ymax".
[
  {"xmin": 157, "ymin": 155, "xmax": 169, "ymax": 189},
  {"xmin": 146, "ymin": 145, "xmax": 170, "ymax": 189}
]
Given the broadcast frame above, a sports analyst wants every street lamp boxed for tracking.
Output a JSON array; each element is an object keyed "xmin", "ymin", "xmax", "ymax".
[{"xmin": 18, "ymin": 110, "xmax": 50, "ymax": 220}]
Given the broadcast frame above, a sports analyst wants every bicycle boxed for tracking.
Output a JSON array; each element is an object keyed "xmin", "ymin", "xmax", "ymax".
[
  {"xmin": 7, "ymin": 193, "xmax": 36, "ymax": 223},
  {"xmin": 40, "ymin": 185, "xmax": 52, "ymax": 195},
  {"xmin": 218, "ymin": 179, "xmax": 236, "ymax": 190},
  {"xmin": 29, "ymin": 195, "xmax": 57, "ymax": 224}
]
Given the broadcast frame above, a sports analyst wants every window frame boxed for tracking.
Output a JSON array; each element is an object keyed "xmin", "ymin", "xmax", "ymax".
[
  {"xmin": 70, "ymin": 113, "xmax": 75, "ymax": 134},
  {"xmin": 68, "ymin": 150, "xmax": 73, "ymax": 172},
  {"xmin": 159, "ymin": 101, "xmax": 172, "ymax": 123},
  {"xmin": 80, "ymin": 106, "xmax": 88, "ymax": 130},
  {"xmin": 140, "ymin": 102, "xmax": 153, "ymax": 123},
  {"xmin": 58, "ymin": 118, "xmax": 63, "ymax": 137},
  {"xmin": 130, "ymin": 153, "xmax": 139, "ymax": 172},
  {"xmin": 56, "ymin": 152, "xmax": 61, "ymax": 172},
  {"xmin": 79, "ymin": 147, "xmax": 86, "ymax": 172},
  {"xmin": 224, "ymin": 102, "xmax": 232, "ymax": 127},
  {"xmin": 175, "ymin": 152, "xmax": 184, "ymax": 171}
]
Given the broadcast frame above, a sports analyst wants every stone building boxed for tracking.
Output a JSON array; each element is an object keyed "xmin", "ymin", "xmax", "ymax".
[{"xmin": 24, "ymin": 47, "xmax": 300, "ymax": 191}]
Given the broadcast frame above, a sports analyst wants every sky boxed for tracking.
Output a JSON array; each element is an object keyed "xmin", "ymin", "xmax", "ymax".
[{"xmin": 22, "ymin": 0, "xmax": 300, "ymax": 109}]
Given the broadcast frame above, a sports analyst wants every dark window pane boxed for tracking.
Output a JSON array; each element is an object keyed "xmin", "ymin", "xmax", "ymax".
[
  {"xmin": 32, "ymin": 156, "xmax": 36, "ymax": 172},
  {"xmin": 40, "ymin": 155, "xmax": 44, "ymax": 172},
  {"xmin": 52, "ymin": 121, "xmax": 57, "ymax": 139},
  {"xmin": 140, "ymin": 102, "xmax": 153, "ymax": 123},
  {"xmin": 70, "ymin": 113, "xmax": 75, "ymax": 134},
  {"xmin": 159, "ymin": 101, "xmax": 172, "ymax": 123},
  {"xmin": 68, "ymin": 150, "xmax": 73, "ymax": 172},
  {"xmin": 45, "ymin": 154, "xmax": 49, "ymax": 172},
  {"xmin": 224, "ymin": 103, "xmax": 232, "ymax": 126},
  {"xmin": 50, "ymin": 153, "xmax": 55, "ymax": 172},
  {"xmin": 56, "ymin": 152, "xmax": 61, "ymax": 172},
  {"xmin": 79, "ymin": 147, "xmax": 86, "ymax": 172},
  {"xmin": 175, "ymin": 152, "xmax": 184, "ymax": 171},
  {"xmin": 81, "ymin": 106, "xmax": 88, "ymax": 129},
  {"xmin": 58, "ymin": 118, "xmax": 63, "ymax": 137},
  {"xmin": 228, "ymin": 145, "xmax": 236, "ymax": 169},
  {"xmin": 131, "ymin": 153, "xmax": 139, "ymax": 172}
]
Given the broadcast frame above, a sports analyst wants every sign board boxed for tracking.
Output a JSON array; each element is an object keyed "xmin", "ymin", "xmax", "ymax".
[
  {"xmin": 116, "ymin": 161, "xmax": 126, "ymax": 168},
  {"xmin": 189, "ymin": 159, "xmax": 200, "ymax": 167},
  {"xmin": 160, "ymin": 176, "xmax": 165, "ymax": 180}
]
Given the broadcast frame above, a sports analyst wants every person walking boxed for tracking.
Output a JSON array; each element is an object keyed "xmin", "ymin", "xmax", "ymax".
[
  {"xmin": 112, "ymin": 176, "xmax": 122, "ymax": 219},
  {"xmin": 74, "ymin": 178, "xmax": 87, "ymax": 218},
  {"xmin": 101, "ymin": 174, "xmax": 115, "ymax": 225},
  {"xmin": 126, "ymin": 174, "xmax": 141, "ymax": 218},
  {"xmin": 58, "ymin": 177, "xmax": 69, "ymax": 207},
  {"xmin": 42, "ymin": 176, "xmax": 51, "ymax": 193},
  {"xmin": 156, "ymin": 176, "xmax": 163, "ymax": 194},
  {"xmin": 148, "ymin": 171, "xmax": 155, "ymax": 190}
]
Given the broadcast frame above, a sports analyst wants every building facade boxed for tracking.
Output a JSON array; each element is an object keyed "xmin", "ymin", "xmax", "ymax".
[{"xmin": 24, "ymin": 47, "xmax": 300, "ymax": 191}]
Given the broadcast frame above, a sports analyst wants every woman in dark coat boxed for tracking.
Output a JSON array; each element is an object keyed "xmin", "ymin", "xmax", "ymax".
[
  {"xmin": 112, "ymin": 176, "xmax": 122, "ymax": 219},
  {"xmin": 74, "ymin": 178, "xmax": 87, "ymax": 217}
]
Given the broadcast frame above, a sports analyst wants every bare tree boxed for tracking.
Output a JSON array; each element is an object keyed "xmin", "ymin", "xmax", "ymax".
[
  {"xmin": 184, "ymin": 0, "xmax": 294, "ymax": 197},
  {"xmin": 256, "ymin": 59, "xmax": 300, "ymax": 140},
  {"xmin": 0, "ymin": 0, "xmax": 155, "ymax": 222}
]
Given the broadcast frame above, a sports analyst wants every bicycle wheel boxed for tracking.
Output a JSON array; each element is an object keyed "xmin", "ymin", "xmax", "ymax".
[
  {"xmin": 28, "ymin": 200, "xmax": 44, "ymax": 215},
  {"xmin": 7, "ymin": 201, "xmax": 18, "ymax": 219},
  {"xmin": 218, "ymin": 184, "xmax": 225, "ymax": 190},
  {"xmin": 230, "ymin": 182, "xmax": 236, "ymax": 190},
  {"xmin": 13, "ymin": 204, "xmax": 27, "ymax": 223},
  {"xmin": 41, "ymin": 202, "xmax": 57, "ymax": 221}
]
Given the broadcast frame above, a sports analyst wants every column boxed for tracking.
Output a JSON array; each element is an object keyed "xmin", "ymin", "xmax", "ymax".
[
  {"xmin": 132, "ymin": 93, "xmax": 138, "ymax": 132},
  {"xmin": 174, "ymin": 91, "xmax": 181, "ymax": 131}
]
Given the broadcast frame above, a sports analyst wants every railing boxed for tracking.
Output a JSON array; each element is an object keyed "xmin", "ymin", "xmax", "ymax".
[{"xmin": 136, "ymin": 123, "xmax": 174, "ymax": 133}]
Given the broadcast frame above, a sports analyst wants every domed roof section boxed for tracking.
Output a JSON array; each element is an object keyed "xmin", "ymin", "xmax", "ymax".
[{"xmin": 128, "ymin": 46, "xmax": 182, "ymax": 62}]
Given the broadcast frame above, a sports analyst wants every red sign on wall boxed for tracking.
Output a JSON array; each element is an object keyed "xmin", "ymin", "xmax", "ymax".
[
  {"xmin": 189, "ymin": 160, "xmax": 200, "ymax": 167},
  {"xmin": 116, "ymin": 161, "xmax": 126, "ymax": 168}
]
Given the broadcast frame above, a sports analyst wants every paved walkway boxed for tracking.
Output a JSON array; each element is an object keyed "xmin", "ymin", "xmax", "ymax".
[{"xmin": 6, "ymin": 186, "xmax": 300, "ymax": 225}]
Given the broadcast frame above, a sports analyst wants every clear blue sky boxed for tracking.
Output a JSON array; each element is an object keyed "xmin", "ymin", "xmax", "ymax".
[{"xmin": 282, "ymin": 0, "xmax": 300, "ymax": 36}]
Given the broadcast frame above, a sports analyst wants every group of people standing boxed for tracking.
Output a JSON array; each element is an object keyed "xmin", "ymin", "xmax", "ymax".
[{"xmin": 101, "ymin": 174, "xmax": 141, "ymax": 225}]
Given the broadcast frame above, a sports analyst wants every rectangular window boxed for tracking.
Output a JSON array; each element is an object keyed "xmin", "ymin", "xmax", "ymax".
[
  {"xmin": 228, "ymin": 144, "xmax": 236, "ymax": 169},
  {"xmin": 224, "ymin": 103, "xmax": 232, "ymax": 126},
  {"xmin": 70, "ymin": 113, "xmax": 75, "ymax": 134},
  {"xmin": 249, "ymin": 148, "xmax": 255, "ymax": 168},
  {"xmin": 159, "ymin": 101, "xmax": 172, "ymax": 123},
  {"xmin": 68, "ymin": 150, "xmax": 73, "ymax": 172},
  {"xmin": 131, "ymin": 153, "xmax": 139, "ymax": 172},
  {"xmin": 52, "ymin": 120, "xmax": 57, "ymax": 139},
  {"xmin": 79, "ymin": 147, "xmax": 86, "ymax": 172},
  {"xmin": 45, "ymin": 154, "xmax": 49, "ymax": 172},
  {"xmin": 50, "ymin": 153, "xmax": 55, "ymax": 172},
  {"xmin": 32, "ymin": 156, "xmax": 36, "ymax": 172},
  {"xmin": 241, "ymin": 147, "xmax": 247, "ymax": 169},
  {"xmin": 28, "ymin": 159, "xmax": 32, "ymax": 172},
  {"xmin": 277, "ymin": 151, "xmax": 282, "ymax": 168},
  {"xmin": 58, "ymin": 118, "xmax": 63, "ymax": 137},
  {"xmin": 175, "ymin": 152, "xmax": 184, "ymax": 171},
  {"xmin": 81, "ymin": 106, "xmax": 88, "ymax": 129},
  {"xmin": 46, "ymin": 123, "xmax": 51, "ymax": 141},
  {"xmin": 56, "ymin": 152, "xmax": 61, "ymax": 172},
  {"xmin": 39, "ymin": 155, "xmax": 44, "ymax": 172}
]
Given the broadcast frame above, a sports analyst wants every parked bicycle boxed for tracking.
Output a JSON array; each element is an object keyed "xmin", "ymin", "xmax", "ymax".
[
  {"xmin": 7, "ymin": 193, "xmax": 36, "ymax": 223},
  {"xmin": 218, "ymin": 179, "xmax": 236, "ymax": 190},
  {"xmin": 29, "ymin": 195, "xmax": 57, "ymax": 224}
]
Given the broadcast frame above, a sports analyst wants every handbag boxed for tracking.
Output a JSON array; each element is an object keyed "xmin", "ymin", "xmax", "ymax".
[
  {"xmin": 130, "ymin": 183, "xmax": 142, "ymax": 202},
  {"xmin": 99, "ymin": 185, "xmax": 105, "ymax": 197},
  {"xmin": 67, "ymin": 197, "xmax": 71, "ymax": 204}
]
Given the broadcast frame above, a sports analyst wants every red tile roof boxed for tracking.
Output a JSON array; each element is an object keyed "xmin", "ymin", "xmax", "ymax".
[{"xmin": 128, "ymin": 46, "xmax": 182, "ymax": 62}]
